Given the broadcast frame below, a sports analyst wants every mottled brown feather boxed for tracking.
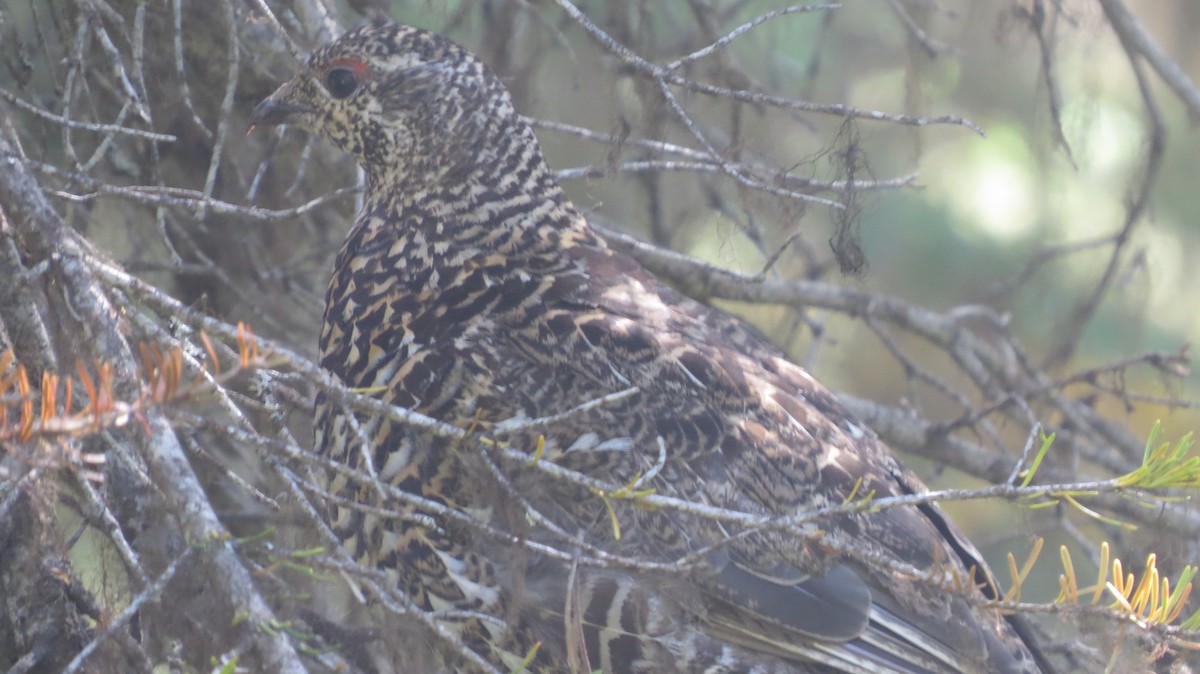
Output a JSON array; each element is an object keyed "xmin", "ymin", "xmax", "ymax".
[{"xmin": 251, "ymin": 22, "xmax": 1050, "ymax": 674}]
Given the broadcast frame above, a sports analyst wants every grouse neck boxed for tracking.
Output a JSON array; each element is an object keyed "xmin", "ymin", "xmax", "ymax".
[
  {"xmin": 361, "ymin": 113, "xmax": 551, "ymax": 213},
  {"xmin": 359, "ymin": 166, "xmax": 593, "ymax": 269}
]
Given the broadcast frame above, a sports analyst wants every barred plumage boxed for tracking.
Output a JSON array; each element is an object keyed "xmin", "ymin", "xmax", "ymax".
[{"xmin": 251, "ymin": 21, "xmax": 1051, "ymax": 674}]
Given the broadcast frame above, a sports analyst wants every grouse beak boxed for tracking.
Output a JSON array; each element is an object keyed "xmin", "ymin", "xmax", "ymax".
[{"xmin": 247, "ymin": 94, "xmax": 314, "ymax": 135}]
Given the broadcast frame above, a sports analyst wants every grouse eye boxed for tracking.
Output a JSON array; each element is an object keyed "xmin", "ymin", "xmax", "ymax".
[{"xmin": 326, "ymin": 67, "xmax": 359, "ymax": 99}]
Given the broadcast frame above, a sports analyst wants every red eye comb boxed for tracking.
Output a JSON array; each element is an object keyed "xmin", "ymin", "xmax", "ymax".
[{"xmin": 328, "ymin": 58, "xmax": 368, "ymax": 75}]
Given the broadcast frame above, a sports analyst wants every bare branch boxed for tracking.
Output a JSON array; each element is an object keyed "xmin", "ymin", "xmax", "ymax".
[{"xmin": 1098, "ymin": 0, "xmax": 1200, "ymax": 122}]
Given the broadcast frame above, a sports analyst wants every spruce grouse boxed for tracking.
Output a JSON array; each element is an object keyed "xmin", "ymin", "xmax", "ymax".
[{"xmin": 251, "ymin": 20, "xmax": 1051, "ymax": 674}]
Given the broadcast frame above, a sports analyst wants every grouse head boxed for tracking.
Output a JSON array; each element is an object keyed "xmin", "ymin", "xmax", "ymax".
[{"xmin": 250, "ymin": 21, "xmax": 528, "ymax": 189}]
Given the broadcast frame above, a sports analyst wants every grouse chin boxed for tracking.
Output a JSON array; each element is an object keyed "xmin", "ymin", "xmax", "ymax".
[{"xmin": 255, "ymin": 21, "xmax": 1053, "ymax": 674}]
